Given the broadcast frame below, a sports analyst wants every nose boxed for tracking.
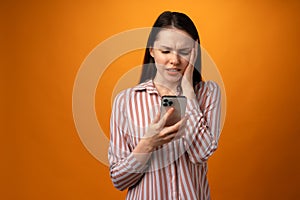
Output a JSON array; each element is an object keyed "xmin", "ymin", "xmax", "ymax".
[{"xmin": 169, "ymin": 52, "xmax": 180, "ymax": 66}]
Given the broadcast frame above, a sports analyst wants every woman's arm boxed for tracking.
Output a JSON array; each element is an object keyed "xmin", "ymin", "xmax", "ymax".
[
  {"xmin": 180, "ymin": 44, "xmax": 221, "ymax": 164},
  {"xmin": 182, "ymin": 81, "xmax": 221, "ymax": 164},
  {"xmin": 108, "ymin": 91, "xmax": 150, "ymax": 191}
]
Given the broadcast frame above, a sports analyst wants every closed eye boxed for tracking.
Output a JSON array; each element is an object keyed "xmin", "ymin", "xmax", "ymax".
[
  {"xmin": 161, "ymin": 50, "xmax": 170, "ymax": 54},
  {"xmin": 179, "ymin": 51, "xmax": 190, "ymax": 56}
]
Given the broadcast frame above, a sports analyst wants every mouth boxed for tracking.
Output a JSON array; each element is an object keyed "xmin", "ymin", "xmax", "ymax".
[{"xmin": 166, "ymin": 68, "xmax": 181, "ymax": 72}]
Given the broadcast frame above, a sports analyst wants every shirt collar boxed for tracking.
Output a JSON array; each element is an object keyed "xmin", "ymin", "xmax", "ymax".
[{"xmin": 133, "ymin": 80, "xmax": 159, "ymax": 94}]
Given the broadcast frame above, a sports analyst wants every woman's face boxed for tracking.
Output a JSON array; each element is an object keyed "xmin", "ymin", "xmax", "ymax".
[{"xmin": 150, "ymin": 28, "xmax": 195, "ymax": 85}]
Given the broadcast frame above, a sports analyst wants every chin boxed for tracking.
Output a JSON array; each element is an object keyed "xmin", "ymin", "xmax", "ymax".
[{"xmin": 165, "ymin": 77, "xmax": 181, "ymax": 84}]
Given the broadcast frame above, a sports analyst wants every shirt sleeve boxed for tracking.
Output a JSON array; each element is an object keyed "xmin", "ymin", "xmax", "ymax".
[
  {"xmin": 108, "ymin": 90, "xmax": 149, "ymax": 191},
  {"xmin": 182, "ymin": 81, "xmax": 221, "ymax": 164}
]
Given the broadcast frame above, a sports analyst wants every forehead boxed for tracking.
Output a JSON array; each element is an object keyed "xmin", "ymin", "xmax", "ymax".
[{"xmin": 154, "ymin": 28, "xmax": 194, "ymax": 48}]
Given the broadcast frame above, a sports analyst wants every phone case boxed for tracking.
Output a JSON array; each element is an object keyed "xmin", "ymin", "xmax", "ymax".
[{"xmin": 160, "ymin": 95, "xmax": 187, "ymax": 126}]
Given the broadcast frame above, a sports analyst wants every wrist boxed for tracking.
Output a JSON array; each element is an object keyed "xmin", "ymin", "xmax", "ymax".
[
  {"xmin": 134, "ymin": 138, "xmax": 154, "ymax": 153},
  {"xmin": 132, "ymin": 139, "xmax": 153, "ymax": 166},
  {"xmin": 183, "ymin": 91, "xmax": 196, "ymax": 100}
]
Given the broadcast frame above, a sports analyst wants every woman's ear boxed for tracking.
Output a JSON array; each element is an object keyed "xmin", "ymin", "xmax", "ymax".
[{"xmin": 149, "ymin": 47, "xmax": 154, "ymax": 58}]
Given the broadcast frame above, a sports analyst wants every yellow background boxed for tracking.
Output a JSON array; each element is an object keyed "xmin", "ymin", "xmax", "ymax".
[{"xmin": 1, "ymin": 0, "xmax": 300, "ymax": 199}]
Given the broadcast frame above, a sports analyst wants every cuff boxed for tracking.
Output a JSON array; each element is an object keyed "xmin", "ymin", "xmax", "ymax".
[
  {"xmin": 127, "ymin": 153, "xmax": 150, "ymax": 173},
  {"xmin": 186, "ymin": 98, "xmax": 203, "ymax": 117}
]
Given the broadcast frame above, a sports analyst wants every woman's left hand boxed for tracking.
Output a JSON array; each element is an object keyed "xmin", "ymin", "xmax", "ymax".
[{"xmin": 181, "ymin": 41, "xmax": 198, "ymax": 100}]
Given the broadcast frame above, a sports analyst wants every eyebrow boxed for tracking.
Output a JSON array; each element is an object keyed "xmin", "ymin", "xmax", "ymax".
[{"xmin": 158, "ymin": 45, "xmax": 191, "ymax": 51}]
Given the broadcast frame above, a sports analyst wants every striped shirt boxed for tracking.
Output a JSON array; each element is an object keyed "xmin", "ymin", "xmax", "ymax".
[{"xmin": 108, "ymin": 80, "xmax": 221, "ymax": 200}]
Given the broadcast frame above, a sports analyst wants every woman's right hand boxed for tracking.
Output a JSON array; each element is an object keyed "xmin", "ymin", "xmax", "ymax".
[
  {"xmin": 141, "ymin": 108, "xmax": 187, "ymax": 152},
  {"xmin": 132, "ymin": 108, "xmax": 186, "ymax": 164}
]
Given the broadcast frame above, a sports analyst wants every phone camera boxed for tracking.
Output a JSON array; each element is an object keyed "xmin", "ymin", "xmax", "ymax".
[{"xmin": 162, "ymin": 99, "xmax": 173, "ymax": 106}]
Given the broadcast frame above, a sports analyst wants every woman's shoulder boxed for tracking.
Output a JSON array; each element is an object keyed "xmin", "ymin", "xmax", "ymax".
[
  {"xmin": 195, "ymin": 80, "xmax": 221, "ymax": 102},
  {"xmin": 113, "ymin": 87, "xmax": 134, "ymax": 102},
  {"xmin": 196, "ymin": 80, "xmax": 220, "ymax": 92},
  {"xmin": 113, "ymin": 80, "xmax": 152, "ymax": 102}
]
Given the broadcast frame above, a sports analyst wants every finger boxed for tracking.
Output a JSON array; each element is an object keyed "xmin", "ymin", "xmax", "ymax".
[
  {"xmin": 166, "ymin": 118, "xmax": 187, "ymax": 140},
  {"xmin": 160, "ymin": 118, "xmax": 184, "ymax": 136},
  {"xmin": 183, "ymin": 48, "xmax": 195, "ymax": 78},
  {"xmin": 194, "ymin": 40, "xmax": 199, "ymax": 57},
  {"xmin": 188, "ymin": 41, "xmax": 199, "ymax": 69},
  {"xmin": 173, "ymin": 116, "xmax": 188, "ymax": 130},
  {"xmin": 151, "ymin": 111, "xmax": 161, "ymax": 123},
  {"xmin": 159, "ymin": 117, "xmax": 186, "ymax": 141},
  {"xmin": 164, "ymin": 132, "xmax": 177, "ymax": 142},
  {"xmin": 163, "ymin": 126, "xmax": 186, "ymax": 141},
  {"xmin": 182, "ymin": 61, "xmax": 193, "ymax": 84},
  {"xmin": 176, "ymin": 117, "xmax": 188, "ymax": 137},
  {"xmin": 158, "ymin": 107, "xmax": 174, "ymax": 127},
  {"xmin": 187, "ymin": 60, "xmax": 194, "ymax": 77},
  {"xmin": 189, "ymin": 47, "xmax": 196, "ymax": 67}
]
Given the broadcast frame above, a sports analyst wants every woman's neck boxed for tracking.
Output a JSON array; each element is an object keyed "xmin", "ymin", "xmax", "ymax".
[{"xmin": 153, "ymin": 79, "xmax": 179, "ymax": 96}]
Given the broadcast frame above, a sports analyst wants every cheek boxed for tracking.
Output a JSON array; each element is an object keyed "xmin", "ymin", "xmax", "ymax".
[
  {"xmin": 179, "ymin": 56, "xmax": 190, "ymax": 66},
  {"xmin": 153, "ymin": 54, "xmax": 168, "ymax": 64},
  {"xmin": 181, "ymin": 54, "xmax": 191, "ymax": 63}
]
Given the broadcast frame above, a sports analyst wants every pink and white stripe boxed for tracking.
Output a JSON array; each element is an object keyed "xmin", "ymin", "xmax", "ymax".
[{"xmin": 108, "ymin": 80, "xmax": 221, "ymax": 200}]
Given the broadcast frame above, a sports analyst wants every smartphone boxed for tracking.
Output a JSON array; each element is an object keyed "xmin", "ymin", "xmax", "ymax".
[{"xmin": 160, "ymin": 95, "xmax": 187, "ymax": 126}]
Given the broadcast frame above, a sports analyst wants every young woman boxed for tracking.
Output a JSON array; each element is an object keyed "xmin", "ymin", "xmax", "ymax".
[{"xmin": 108, "ymin": 11, "xmax": 221, "ymax": 200}]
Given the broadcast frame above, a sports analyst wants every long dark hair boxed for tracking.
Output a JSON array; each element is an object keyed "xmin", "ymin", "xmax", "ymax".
[{"xmin": 139, "ymin": 11, "xmax": 202, "ymax": 88}]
